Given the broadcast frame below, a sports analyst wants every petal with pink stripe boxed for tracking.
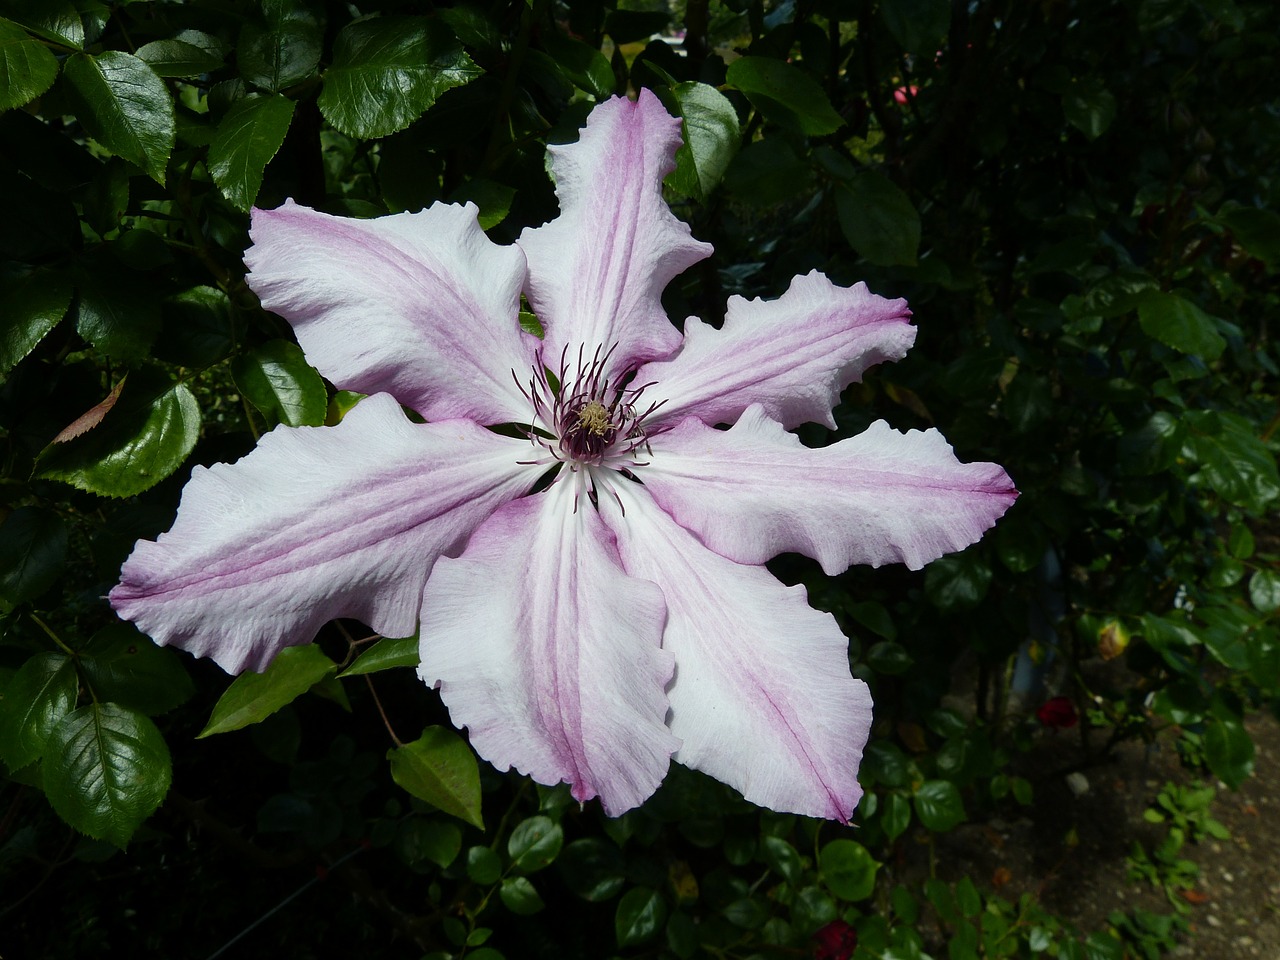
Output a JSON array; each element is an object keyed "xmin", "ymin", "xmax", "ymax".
[
  {"xmin": 419, "ymin": 475, "xmax": 677, "ymax": 816},
  {"xmin": 640, "ymin": 271, "xmax": 915, "ymax": 430},
  {"xmin": 602, "ymin": 480, "xmax": 871, "ymax": 822},
  {"xmin": 245, "ymin": 200, "xmax": 537, "ymax": 426},
  {"xmin": 517, "ymin": 90, "xmax": 712, "ymax": 378},
  {"xmin": 110, "ymin": 394, "xmax": 536, "ymax": 674},
  {"xmin": 642, "ymin": 405, "xmax": 1018, "ymax": 574}
]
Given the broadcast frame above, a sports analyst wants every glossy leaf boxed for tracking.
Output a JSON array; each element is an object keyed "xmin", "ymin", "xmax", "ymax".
[
  {"xmin": 388, "ymin": 727, "xmax": 484, "ymax": 829},
  {"xmin": 396, "ymin": 817, "xmax": 462, "ymax": 868},
  {"xmin": 924, "ymin": 554, "xmax": 993, "ymax": 611},
  {"xmin": 913, "ymin": 780, "xmax": 965, "ymax": 832},
  {"xmin": 1137, "ymin": 291, "xmax": 1226, "ymax": 360},
  {"xmin": 79, "ymin": 623, "xmax": 195, "ymax": 716},
  {"xmin": 0, "ymin": 506, "xmax": 68, "ymax": 610},
  {"xmin": 509, "ymin": 815, "xmax": 563, "ymax": 873},
  {"xmin": 5, "ymin": 1, "xmax": 83, "ymax": 49},
  {"xmin": 447, "ymin": 178, "xmax": 515, "ymax": 230},
  {"xmin": 42, "ymin": 702, "xmax": 172, "ymax": 848},
  {"xmin": 1204, "ymin": 714, "xmax": 1254, "ymax": 789},
  {"xmin": 836, "ymin": 171, "xmax": 921, "ymax": 267},
  {"xmin": 74, "ymin": 264, "xmax": 162, "ymax": 362},
  {"xmin": 1250, "ymin": 569, "xmax": 1280, "ymax": 614},
  {"xmin": 154, "ymin": 286, "xmax": 234, "ymax": 367},
  {"xmin": 725, "ymin": 57, "xmax": 843, "ymax": 135},
  {"xmin": 238, "ymin": 9, "xmax": 321, "ymax": 93},
  {"xmin": 199, "ymin": 645, "xmax": 336, "ymax": 737},
  {"xmin": 62, "ymin": 52, "xmax": 175, "ymax": 184},
  {"xmin": 616, "ymin": 887, "xmax": 667, "ymax": 948},
  {"xmin": 208, "ymin": 94, "xmax": 295, "ymax": 212},
  {"xmin": 1188, "ymin": 412, "xmax": 1280, "ymax": 511},
  {"xmin": 667, "ymin": 81, "xmax": 740, "ymax": 200},
  {"xmin": 1063, "ymin": 79, "xmax": 1117, "ymax": 139},
  {"xmin": 0, "ymin": 17, "xmax": 59, "ymax": 110},
  {"xmin": 541, "ymin": 31, "xmax": 613, "ymax": 99},
  {"xmin": 135, "ymin": 31, "xmax": 225, "ymax": 78},
  {"xmin": 318, "ymin": 17, "xmax": 481, "ymax": 139},
  {"xmin": 339, "ymin": 635, "xmax": 419, "ymax": 677},
  {"xmin": 232, "ymin": 338, "xmax": 327, "ymax": 428},
  {"xmin": 882, "ymin": 792, "xmax": 911, "ymax": 841},
  {"xmin": 501, "ymin": 877, "xmax": 546, "ymax": 915},
  {"xmin": 37, "ymin": 375, "xmax": 200, "ymax": 498},
  {"xmin": 0, "ymin": 652, "xmax": 77, "ymax": 771},
  {"xmin": 819, "ymin": 839, "xmax": 880, "ymax": 902}
]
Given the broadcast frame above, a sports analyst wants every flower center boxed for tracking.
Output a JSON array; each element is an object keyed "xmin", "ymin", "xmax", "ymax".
[{"xmin": 514, "ymin": 344, "xmax": 664, "ymax": 472}]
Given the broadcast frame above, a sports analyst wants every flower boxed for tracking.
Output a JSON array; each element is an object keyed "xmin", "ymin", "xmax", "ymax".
[
  {"xmin": 813, "ymin": 919, "xmax": 858, "ymax": 960},
  {"xmin": 1036, "ymin": 696, "xmax": 1079, "ymax": 729},
  {"xmin": 110, "ymin": 91, "xmax": 1016, "ymax": 820}
]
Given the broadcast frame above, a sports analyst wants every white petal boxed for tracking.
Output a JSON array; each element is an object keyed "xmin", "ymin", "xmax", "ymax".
[
  {"xmin": 640, "ymin": 271, "xmax": 915, "ymax": 430},
  {"xmin": 246, "ymin": 200, "xmax": 538, "ymax": 425},
  {"xmin": 110, "ymin": 394, "xmax": 536, "ymax": 673},
  {"xmin": 601, "ymin": 481, "xmax": 872, "ymax": 821},
  {"xmin": 517, "ymin": 91, "xmax": 711, "ymax": 378},
  {"xmin": 419, "ymin": 475, "xmax": 676, "ymax": 815},
  {"xmin": 643, "ymin": 406, "xmax": 1018, "ymax": 573}
]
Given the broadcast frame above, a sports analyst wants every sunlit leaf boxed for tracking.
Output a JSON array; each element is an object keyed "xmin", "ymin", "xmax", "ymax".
[
  {"xmin": 388, "ymin": 726, "xmax": 484, "ymax": 829},
  {"xmin": 62, "ymin": 52, "xmax": 175, "ymax": 184},
  {"xmin": 199, "ymin": 645, "xmax": 336, "ymax": 737},
  {"xmin": 208, "ymin": 94, "xmax": 295, "ymax": 211}
]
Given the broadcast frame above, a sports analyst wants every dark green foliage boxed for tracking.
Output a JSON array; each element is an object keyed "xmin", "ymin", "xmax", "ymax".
[{"xmin": 1, "ymin": 0, "xmax": 1276, "ymax": 957}]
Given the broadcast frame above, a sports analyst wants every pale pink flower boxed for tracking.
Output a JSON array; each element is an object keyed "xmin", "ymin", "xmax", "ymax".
[{"xmin": 111, "ymin": 91, "xmax": 1015, "ymax": 819}]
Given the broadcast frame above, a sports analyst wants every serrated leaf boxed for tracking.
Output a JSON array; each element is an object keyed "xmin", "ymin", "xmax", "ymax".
[
  {"xmin": 0, "ymin": 652, "xmax": 77, "ymax": 771},
  {"xmin": 318, "ymin": 16, "xmax": 481, "ymax": 139},
  {"xmin": 339, "ymin": 635, "xmax": 419, "ymax": 677},
  {"xmin": 232, "ymin": 338, "xmax": 327, "ymax": 428},
  {"xmin": 880, "ymin": 0, "xmax": 950, "ymax": 54},
  {"xmin": 37, "ymin": 374, "xmax": 200, "ymax": 498},
  {"xmin": 1137, "ymin": 291, "xmax": 1226, "ymax": 360},
  {"xmin": 135, "ymin": 33, "xmax": 225, "ymax": 78},
  {"xmin": 238, "ymin": 12, "xmax": 321, "ymax": 93},
  {"xmin": 42, "ymin": 702, "xmax": 171, "ymax": 848},
  {"xmin": 199, "ymin": 644, "xmax": 336, "ymax": 737},
  {"xmin": 1220, "ymin": 205, "xmax": 1280, "ymax": 272},
  {"xmin": 79, "ymin": 623, "xmax": 195, "ymax": 715},
  {"xmin": 5, "ymin": 1, "xmax": 82, "ymax": 49},
  {"xmin": 726, "ymin": 57, "xmax": 842, "ymax": 135},
  {"xmin": 0, "ymin": 506, "xmax": 68, "ymax": 610},
  {"xmin": 388, "ymin": 726, "xmax": 483, "ymax": 829},
  {"xmin": 1188, "ymin": 412, "xmax": 1280, "ymax": 511},
  {"xmin": 208, "ymin": 94, "xmax": 295, "ymax": 211},
  {"xmin": 74, "ymin": 264, "xmax": 162, "ymax": 362},
  {"xmin": 62, "ymin": 52, "xmax": 175, "ymax": 184},
  {"xmin": 0, "ymin": 17, "xmax": 59, "ymax": 109},
  {"xmin": 837, "ymin": 171, "xmax": 921, "ymax": 267},
  {"xmin": 667, "ymin": 81, "xmax": 740, "ymax": 200}
]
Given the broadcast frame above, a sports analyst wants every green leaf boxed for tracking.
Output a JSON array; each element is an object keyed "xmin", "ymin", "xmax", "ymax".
[
  {"xmin": 74, "ymin": 265, "xmax": 162, "ymax": 362},
  {"xmin": 924, "ymin": 553, "xmax": 992, "ymax": 610},
  {"xmin": 0, "ymin": 506, "xmax": 68, "ymax": 610},
  {"xmin": 395, "ymin": 817, "xmax": 462, "ymax": 868},
  {"xmin": 1203, "ymin": 714, "xmax": 1254, "ymax": 790},
  {"xmin": 616, "ymin": 887, "xmax": 667, "ymax": 948},
  {"xmin": 154, "ymin": 286, "xmax": 234, "ymax": 368},
  {"xmin": 1118, "ymin": 411, "xmax": 1186, "ymax": 476},
  {"xmin": 199, "ymin": 645, "xmax": 336, "ymax": 737},
  {"xmin": 666, "ymin": 82, "xmax": 740, "ymax": 201},
  {"xmin": 232, "ymin": 338, "xmax": 327, "ymax": 428},
  {"xmin": 238, "ymin": 9, "xmax": 321, "ymax": 93},
  {"xmin": 760, "ymin": 835, "xmax": 802, "ymax": 885},
  {"xmin": 541, "ymin": 31, "xmax": 613, "ymax": 100},
  {"xmin": 725, "ymin": 57, "xmax": 843, "ymax": 135},
  {"xmin": 1137, "ymin": 291, "xmax": 1226, "ymax": 360},
  {"xmin": 880, "ymin": 0, "xmax": 950, "ymax": 54},
  {"xmin": 1249, "ymin": 569, "xmax": 1280, "ymax": 614},
  {"xmin": 37, "ymin": 375, "xmax": 200, "ymax": 498},
  {"xmin": 62, "ymin": 51, "xmax": 175, "ymax": 184},
  {"xmin": 340, "ymin": 635, "xmax": 419, "ymax": 677},
  {"xmin": 208, "ymin": 94, "xmax": 296, "ymax": 212},
  {"xmin": 135, "ymin": 31, "xmax": 226, "ymax": 78},
  {"xmin": 509, "ymin": 815, "xmax": 563, "ymax": 873},
  {"xmin": 0, "ymin": 652, "xmax": 77, "ymax": 771},
  {"xmin": 913, "ymin": 780, "xmax": 965, "ymax": 831},
  {"xmin": 447, "ymin": 178, "xmax": 516, "ymax": 230},
  {"xmin": 882, "ymin": 792, "xmax": 911, "ymax": 841},
  {"xmin": 1220, "ymin": 205, "xmax": 1280, "ymax": 272},
  {"xmin": 318, "ymin": 17, "xmax": 481, "ymax": 139},
  {"xmin": 865, "ymin": 641, "xmax": 914, "ymax": 675},
  {"xmin": 0, "ymin": 271, "xmax": 71, "ymax": 378},
  {"xmin": 0, "ymin": 17, "xmax": 59, "ymax": 110},
  {"xmin": 389, "ymin": 726, "xmax": 483, "ymax": 829},
  {"xmin": 42, "ymin": 702, "xmax": 171, "ymax": 848},
  {"xmin": 836, "ymin": 171, "xmax": 921, "ymax": 267},
  {"xmin": 1188, "ymin": 412, "xmax": 1280, "ymax": 511},
  {"xmin": 819, "ymin": 839, "xmax": 880, "ymax": 901},
  {"xmin": 1063, "ymin": 79, "xmax": 1117, "ymax": 140},
  {"xmin": 559, "ymin": 837, "xmax": 626, "ymax": 901},
  {"xmin": 467, "ymin": 844, "xmax": 503, "ymax": 884},
  {"xmin": 4, "ymin": 1, "xmax": 82, "ymax": 49},
  {"xmin": 79, "ymin": 623, "xmax": 195, "ymax": 715},
  {"xmin": 501, "ymin": 876, "xmax": 547, "ymax": 915}
]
